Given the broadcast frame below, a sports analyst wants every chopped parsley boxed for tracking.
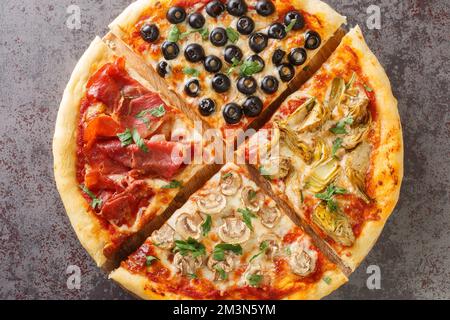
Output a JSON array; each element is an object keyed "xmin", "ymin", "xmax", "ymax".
[
  {"xmin": 238, "ymin": 208, "xmax": 256, "ymax": 231},
  {"xmin": 213, "ymin": 243, "xmax": 243, "ymax": 261},
  {"xmin": 248, "ymin": 189, "xmax": 257, "ymax": 200},
  {"xmin": 79, "ymin": 184, "xmax": 102, "ymax": 210},
  {"xmin": 222, "ymin": 172, "xmax": 233, "ymax": 180},
  {"xmin": 323, "ymin": 276, "xmax": 332, "ymax": 285},
  {"xmin": 201, "ymin": 215, "xmax": 212, "ymax": 237},
  {"xmin": 117, "ymin": 129, "xmax": 133, "ymax": 147},
  {"xmin": 330, "ymin": 117, "xmax": 354, "ymax": 135},
  {"xmin": 188, "ymin": 273, "xmax": 198, "ymax": 279},
  {"xmin": 364, "ymin": 84, "xmax": 373, "ymax": 92},
  {"xmin": 315, "ymin": 185, "xmax": 347, "ymax": 212},
  {"xmin": 215, "ymin": 265, "xmax": 227, "ymax": 280},
  {"xmin": 248, "ymin": 274, "xmax": 263, "ymax": 287},
  {"xmin": 135, "ymin": 105, "xmax": 166, "ymax": 127},
  {"xmin": 173, "ymin": 238, "xmax": 206, "ymax": 258},
  {"xmin": 145, "ymin": 255, "xmax": 159, "ymax": 266},
  {"xmin": 226, "ymin": 57, "xmax": 242, "ymax": 75},
  {"xmin": 331, "ymin": 137, "xmax": 343, "ymax": 157},
  {"xmin": 167, "ymin": 25, "xmax": 181, "ymax": 42},
  {"xmin": 240, "ymin": 59, "xmax": 264, "ymax": 76},
  {"xmin": 226, "ymin": 27, "xmax": 240, "ymax": 43},
  {"xmin": 180, "ymin": 27, "xmax": 209, "ymax": 40},
  {"xmin": 132, "ymin": 128, "xmax": 149, "ymax": 152},
  {"xmin": 285, "ymin": 18, "xmax": 297, "ymax": 33},
  {"xmin": 162, "ymin": 180, "xmax": 183, "ymax": 189},
  {"xmin": 249, "ymin": 241, "xmax": 269, "ymax": 262},
  {"xmin": 182, "ymin": 67, "xmax": 200, "ymax": 77}
]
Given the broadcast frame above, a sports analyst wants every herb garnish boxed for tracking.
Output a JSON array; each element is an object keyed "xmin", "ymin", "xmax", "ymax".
[
  {"xmin": 173, "ymin": 238, "xmax": 206, "ymax": 258},
  {"xmin": 248, "ymin": 274, "xmax": 263, "ymax": 287},
  {"xmin": 201, "ymin": 215, "xmax": 212, "ymax": 237},
  {"xmin": 315, "ymin": 184, "xmax": 347, "ymax": 212},
  {"xmin": 145, "ymin": 255, "xmax": 159, "ymax": 266},
  {"xmin": 162, "ymin": 180, "xmax": 183, "ymax": 189},
  {"xmin": 285, "ymin": 19, "xmax": 297, "ymax": 33},
  {"xmin": 330, "ymin": 117, "xmax": 354, "ymax": 135},
  {"xmin": 249, "ymin": 241, "xmax": 269, "ymax": 262},
  {"xmin": 226, "ymin": 27, "xmax": 240, "ymax": 43},
  {"xmin": 237, "ymin": 208, "xmax": 256, "ymax": 231},
  {"xmin": 183, "ymin": 67, "xmax": 200, "ymax": 77},
  {"xmin": 117, "ymin": 128, "xmax": 133, "ymax": 147},
  {"xmin": 331, "ymin": 137, "xmax": 343, "ymax": 157},
  {"xmin": 79, "ymin": 184, "xmax": 102, "ymax": 210},
  {"xmin": 213, "ymin": 243, "xmax": 243, "ymax": 261}
]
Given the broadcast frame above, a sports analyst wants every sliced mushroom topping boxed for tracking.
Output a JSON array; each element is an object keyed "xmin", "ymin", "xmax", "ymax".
[
  {"xmin": 258, "ymin": 202, "xmax": 281, "ymax": 229},
  {"xmin": 175, "ymin": 212, "xmax": 203, "ymax": 240},
  {"xmin": 241, "ymin": 186, "xmax": 264, "ymax": 212},
  {"xmin": 197, "ymin": 192, "xmax": 227, "ymax": 214},
  {"xmin": 259, "ymin": 234, "xmax": 281, "ymax": 259},
  {"xmin": 312, "ymin": 203, "xmax": 355, "ymax": 246},
  {"xmin": 150, "ymin": 224, "xmax": 175, "ymax": 249},
  {"xmin": 220, "ymin": 171, "xmax": 242, "ymax": 196},
  {"xmin": 289, "ymin": 241, "xmax": 318, "ymax": 277},
  {"xmin": 173, "ymin": 252, "xmax": 203, "ymax": 276},
  {"xmin": 207, "ymin": 252, "xmax": 237, "ymax": 281},
  {"xmin": 218, "ymin": 217, "xmax": 251, "ymax": 244}
]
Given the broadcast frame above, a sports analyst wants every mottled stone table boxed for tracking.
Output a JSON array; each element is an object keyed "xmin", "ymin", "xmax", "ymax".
[{"xmin": 0, "ymin": 0, "xmax": 448, "ymax": 299}]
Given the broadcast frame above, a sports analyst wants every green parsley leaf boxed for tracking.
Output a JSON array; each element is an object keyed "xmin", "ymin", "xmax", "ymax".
[
  {"xmin": 180, "ymin": 27, "xmax": 209, "ymax": 40},
  {"xmin": 79, "ymin": 184, "xmax": 103, "ymax": 210},
  {"xmin": 238, "ymin": 208, "xmax": 256, "ymax": 231},
  {"xmin": 173, "ymin": 238, "xmax": 206, "ymax": 258},
  {"xmin": 167, "ymin": 25, "xmax": 181, "ymax": 42},
  {"xmin": 259, "ymin": 166, "xmax": 272, "ymax": 180},
  {"xmin": 249, "ymin": 241, "xmax": 269, "ymax": 262},
  {"xmin": 285, "ymin": 18, "xmax": 297, "ymax": 33},
  {"xmin": 145, "ymin": 255, "xmax": 159, "ymax": 266},
  {"xmin": 330, "ymin": 117, "xmax": 354, "ymax": 135},
  {"xmin": 132, "ymin": 128, "xmax": 149, "ymax": 153},
  {"xmin": 240, "ymin": 59, "xmax": 264, "ymax": 76},
  {"xmin": 117, "ymin": 128, "xmax": 133, "ymax": 147},
  {"xmin": 222, "ymin": 172, "xmax": 233, "ymax": 179},
  {"xmin": 135, "ymin": 105, "xmax": 166, "ymax": 128},
  {"xmin": 201, "ymin": 215, "xmax": 212, "ymax": 237},
  {"xmin": 248, "ymin": 189, "xmax": 257, "ymax": 200},
  {"xmin": 364, "ymin": 84, "xmax": 373, "ymax": 92},
  {"xmin": 332, "ymin": 137, "xmax": 343, "ymax": 157},
  {"xmin": 226, "ymin": 27, "xmax": 240, "ymax": 43},
  {"xmin": 285, "ymin": 247, "xmax": 292, "ymax": 255},
  {"xmin": 226, "ymin": 57, "xmax": 242, "ymax": 75},
  {"xmin": 188, "ymin": 273, "xmax": 198, "ymax": 279},
  {"xmin": 162, "ymin": 180, "xmax": 183, "ymax": 189},
  {"xmin": 248, "ymin": 274, "xmax": 263, "ymax": 287},
  {"xmin": 215, "ymin": 265, "xmax": 228, "ymax": 280},
  {"xmin": 213, "ymin": 243, "xmax": 243, "ymax": 261},
  {"xmin": 315, "ymin": 185, "xmax": 347, "ymax": 212},
  {"xmin": 183, "ymin": 67, "xmax": 200, "ymax": 77},
  {"xmin": 323, "ymin": 276, "xmax": 332, "ymax": 285}
]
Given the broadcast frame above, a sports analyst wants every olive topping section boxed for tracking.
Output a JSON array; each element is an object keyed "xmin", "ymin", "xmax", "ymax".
[
  {"xmin": 223, "ymin": 103, "xmax": 243, "ymax": 124},
  {"xmin": 167, "ymin": 6, "xmax": 187, "ymax": 24},
  {"xmin": 140, "ymin": 24, "xmax": 159, "ymax": 43},
  {"xmin": 204, "ymin": 55, "xmax": 223, "ymax": 73},
  {"xmin": 161, "ymin": 41, "xmax": 180, "ymax": 60},
  {"xmin": 249, "ymin": 32, "xmax": 268, "ymax": 53},
  {"xmin": 185, "ymin": 79, "xmax": 201, "ymax": 97},
  {"xmin": 199, "ymin": 98, "xmax": 216, "ymax": 116},
  {"xmin": 210, "ymin": 27, "xmax": 228, "ymax": 47},
  {"xmin": 261, "ymin": 75, "xmax": 279, "ymax": 94},
  {"xmin": 237, "ymin": 76, "xmax": 257, "ymax": 95},
  {"xmin": 243, "ymin": 96, "xmax": 263, "ymax": 117},
  {"xmin": 157, "ymin": 61, "xmax": 169, "ymax": 78},
  {"xmin": 278, "ymin": 63, "xmax": 295, "ymax": 82},
  {"xmin": 272, "ymin": 49, "xmax": 286, "ymax": 66},
  {"xmin": 304, "ymin": 30, "xmax": 322, "ymax": 50},
  {"xmin": 184, "ymin": 43, "xmax": 205, "ymax": 63},
  {"xmin": 206, "ymin": 0, "xmax": 226, "ymax": 18},
  {"xmin": 224, "ymin": 45, "xmax": 243, "ymax": 64},
  {"xmin": 212, "ymin": 73, "xmax": 231, "ymax": 93},
  {"xmin": 284, "ymin": 11, "xmax": 305, "ymax": 31},
  {"xmin": 288, "ymin": 47, "xmax": 307, "ymax": 66},
  {"xmin": 188, "ymin": 13, "xmax": 206, "ymax": 29},
  {"xmin": 256, "ymin": 0, "xmax": 275, "ymax": 17},
  {"xmin": 268, "ymin": 23, "xmax": 287, "ymax": 40},
  {"xmin": 236, "ymin": 16, "xmax": 255, "ymax": 35},
  {"xmin": 226, "ymin": 0, "xmax": 248, "ymax": 17}
]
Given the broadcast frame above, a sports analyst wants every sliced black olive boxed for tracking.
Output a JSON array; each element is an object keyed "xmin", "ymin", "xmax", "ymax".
[
  {"xmin": 140, "ymin": 24, "xmax": 159, "ymax": 43},
  {"xmin": 184, "ymin": 43, "xmax": 205, "ymax": 63},
  {"xmin": 268, "ymin": 23, "xmax": 287, "ymax": 40},
  {"xmin": 157, "ymin": 61, "xmax": 169, "ymax": 78},
  {"xmin": 223, "ymin": 103, "xmax": 243, "ymax": 124},
  {"xmin": 304, "ymin": 30, "xmax": 321, "ymax": 50},
  {"xmin": 204, "ymin": 55, "xmax": 223, "ymax": 73},
  {"xmin": 243, "ymin": 96, "xmax": 263, "ymax": 117},
  {"xmin": 246, "ymin": 55, "xmax": 265, "ymax": 73},
  {"xmin": 226, "ymin": 0, "xmax": 248, "ymax": 17},
  {"xmin": 199, "ymin": 98, "xmax": 216, "ymax": 116},
  {"xmin": 278, "ymin": 63, "xmax": 295, "ymax": 82},
  {"xmin": 210, "ymin": 27, "xmax": 228, "ymax": 47},
  {"xmin": 284, "ymin": 11, "xmax": 305, "ymax": 31},
  {"xmin": 237, "ymin": 76, "xmax": 257, "ymax": 95},
  {"xmin": 224, "ymin": 45, "xmax": 243, "ymax": 64},
  {"xmin": 206, "ymin": 0, "xmax": 226, "ymax": 18},
  {"xmin": 236, "ymin": 16, "xmax": 255, "ymax": 35},
  {"xmin": 261, "ymin": 75, "xmax": 279, "ymax": 94},
  {"xmin": 272, "ymin": 49, "xmax": 286, "ymax": 66},
  {"xmin": 248, "ymin": 32, "xmax": 268, "ymax": 53},
  {"xmin": 188, "ymin": 13, "xmax": 206, "ymax": 29},
  {"xmin": 256, "ymin": 0, "xmax": 275, "ymax": 17},
  {"xmin": 167, "ymin": 6, "xmax": 187, "ymax": 24},
  {"xmin": 288, "ymin": 47, "xmax": 307, "ymax": 66},
  {"xmin": 184, "ymin": 79, "xmax": 201, "ymax": 97},
  {"xmin": 161, "ymin": 41, "xmax": 180, "ymax": 60},
  {"xmin": 212, "ymin": 73, "xmax": 231, "ymax": 93}
]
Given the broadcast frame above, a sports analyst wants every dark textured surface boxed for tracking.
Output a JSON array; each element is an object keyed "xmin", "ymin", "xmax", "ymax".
[{"xmin": 0, "ymin": 0, "xmax": 449, "ymax": 300}]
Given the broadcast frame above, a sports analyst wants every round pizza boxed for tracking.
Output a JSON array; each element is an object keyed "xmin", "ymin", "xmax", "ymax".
[{"xmin": 53, "ymin": 0, "xmax": 403, "ymax": 299}]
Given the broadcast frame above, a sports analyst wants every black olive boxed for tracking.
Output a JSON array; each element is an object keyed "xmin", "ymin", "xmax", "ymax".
[
  {"xmin": 256, "ymin": 0, "xmax": 275, "ymax": 17},
  {"xmin": 246, "ymin": 55, "xmax": 265, "ymax": 73},
  {"xmin": 284, "ymin": 11, "xmax": 305, "ymax": 31},
  {"xmin": 184, "ymin": 43, "xmax": 205, "ymax": 63},
  {"xmin": 188, "ymin": 13, "xmax": 206, "ymax": 29},
  {"xmin": 268, "ymin": 23, "xmax": 287, "ymax": 40},
  {"xmin": 206, "ymin": 0, "xmax": 226, "ymax": 18},
  {"xmin": 224, "ymin": 45, "xmax": 243, "ymax": 64},
  {"xmin": 237, "ymin": 76, "xmax": 257, "ymax": 95},
  {"xmin": 226, "ymin": 0, "xmax": 248, "ymax": 17},
  {"xmin": 166, "ymin": 6, "xmax": 187, "ymax": 24},
  {"xmin": 204, "ymin": 55, "xmax": 223, "ymax": 73},
  {"xmin": 248, "ymin": 32, "xmax": 268, "ymax": 53},
  {"xmin": 304, "ymin": 30, "xmax": 321, "ymax": 50},
  {"xmin": 272, "ymin": 49, "xmax": 286, "ymax": 66},
  {"xmin": 161, "ymin": 41, "xmax": 180, "ymax": 60},
  {"xmin": 211, "ymin": 73, "xmax": 231, "ymax": 93},
  {"xmin": 261, "ymin": 75, "xmax": 279, "ymax": 94},
  {"xmin": 236, "ymin": 16, "xmax": 255, "ymax": 35},
  {"xmin": 278, "ymin": 63, "xmax": 295, "ymax": 82},
  {"xmin": 223, "ymin": 103, "xmax": 243, "ymax": 124},
  {"xmin": 243, "ymin": 96, "xmax": 263, "ymax": 117},
  {"xmin": 184, "ymin": 79, "xmax": 201, "ymax": 97},
  {"xmin": 140, "ymin": 24, "xmax": 159, "ymax": 43},
  {"xmin": 210, "ymin": 27, "xmax": 228, "ymax": 47},
  {"xmin": 288, "ymin": 47, "xmax": 307, "ymax": 66},
  {"xmin": 157, "ymin": 61, "xmax": 169, "ymax": 78},
  {"xmin": 199, "ymin": 98, "xmax": 216, "ymax": 116}
]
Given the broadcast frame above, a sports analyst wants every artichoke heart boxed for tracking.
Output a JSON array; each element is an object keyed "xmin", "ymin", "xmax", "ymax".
[
  {"xmin": 346, "ymin": 166, "xmax": 371, "ymax": 204},
  {"xmin": 326, "ymin": 77, "xmax": 346, "ymax": 111},
  {"xmin": 297, "ymin": 99, "xmax": 330, "ymax": 133},
  {"xmin": 284, "ymin": 97, "xmax": 316, "ymax": 128},
  {"xmin": 277, "ymin": 123, "xmax": 313, "ymax": 164},
  {"xmin": 306, "ymin": 158, "xmax": 340, "ymax": 193},
  {"xmin": 342, "ymin": 125, "xmax": 369, "ymax": 150},
  {"xmin": 312, "ymin": 138, "xmax": 331, "ymax": 167},
  {"xmin": 312, "ymin": 203, "xmax": 355, "ymax": 247}
]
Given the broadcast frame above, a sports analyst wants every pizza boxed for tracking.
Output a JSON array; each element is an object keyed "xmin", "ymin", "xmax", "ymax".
[
  {"xmin": 110, "ymin": 163, "xmax": 347, "ymax": 299},
  {"xmin": 53, "ymin": 0, "xmax": 403, "ymax": 300},
  {"xmin": 242, "ymin": 26, "xmax": 403, "ymax": 270},
  {"xmin": 108, "ymin": 0, "xmax": 345, "ymax": 139}
]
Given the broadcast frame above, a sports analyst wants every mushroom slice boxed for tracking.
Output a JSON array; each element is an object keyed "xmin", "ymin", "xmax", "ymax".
[
  {"xmin": 173, "ymin": 252, "xmax": 203, "ymax": 276},
  {"xmin": 312, "ymin": 203, "xmax": 355, "ymax": 247},
  {"xmin": 306, "ymin": 158, "xmax": 340, "ymax": 193},
  {"xmin": 241, "ymin": 186, "xmax": 264, "ymax": 212},
  {"xmin": 259, "ymin": 234, "xmax": 281, "ymax": 259},
  {"xmin": 151, "ymin": 224, "xmax": 176, "ymax": 249},
  {"xmin": 220, "ymin": 171, "xmax": 242, "ymax": 196},
  {"xmin": 196, "ymin": 192, "xmax": 226, "ymax": 214},
  {"xmin": 175, "ymin": 212, "xmax": 203, "ymax": 240},
  {"xmin": 259, "ymin": 156, "xmax": 291, "ymax": 180},
  {"xmin": 207, "ymin": 252, "xmax": 237, "ymax": 281},
  {"xmin": 289, "ymin": 239, "xmax": 318, "ymax": 277},
  {"xmin": 218, "ymin": 217, "xmax": 251, "ymax": 244},
  {"xmin": 258, "ymin": 202, "xmax": 281, "ymax": 229}
]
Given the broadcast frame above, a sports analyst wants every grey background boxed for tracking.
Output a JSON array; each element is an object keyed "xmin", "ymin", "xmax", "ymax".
[{"xmin": 0, "ymin": 0, "xmax": 448, "ymax": 300}]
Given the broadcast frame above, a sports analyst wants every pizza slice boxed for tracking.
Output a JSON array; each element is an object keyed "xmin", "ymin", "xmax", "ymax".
[
  {"xmin": 53, "ymin": 37, "xmax": 215, "ymax": 267},
  {"xmin": 110, "ymin": 162, "xmax": 347, "ymax": 299},
  {"xmin": 241, "ymin": 26, "xmax": 403, "ymax": 270},
  {"xmin": 108, "ymin": 0, "xmax": 346, "ymax": 140}
]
